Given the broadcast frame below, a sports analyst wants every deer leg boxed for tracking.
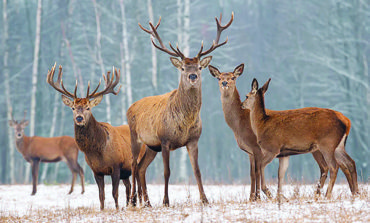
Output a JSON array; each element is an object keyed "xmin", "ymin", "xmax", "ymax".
[
  {"xmin": 334, "ymin": 137, "xmax": 358, "ymax": 195},
  {"xmin": 186, "ymin": 142, "xmax": 208, "ymax": 204},
  {"xmin": 122, "ymin": 178, "xmax": 131, "ymax": 207},
  {"xmin": 248, "ymin": 155, "xmax": 257, "ymax": 201},
  {"xmin": 261, "ymin": 153, "xmax": 276, "ymax": 199},
  {"xmin": 78, "ymin": 164, "xmax": 85, "ymax": 194},
  {"xmin": 111, "ymin": 168, "xmax": 120, "ymax": 210},
  {"xmin": 278, "ymin": 156, "xmax": 289, "ymax": 203},
  {"xmin": 66, "ymin": 161, "xmax": 77, "ymax": 195},
  {"xmin": 312, "ymin": 151, "xmax": 328, "ymax": 195},
  {"xmin": 94, "ymin": 173, "xmax": 105, "ymax": 210},
  {"xmin": 255, "ymin": 154, "xmax": 262, "ymax": 200},
  {"xmin": 129, "ymin": 136, "xmax": 141, "ymax": 207},
  {"xmin": 162, "ymin": 143, "xmax": 171, "ymax": 207},
  {"xmin": 31, "ymin": 159, "xmax": 40, "ymax": 196},
  {"xmin": 138, "ymin": 147, "xmax": 157, "ymax": 207},
  {"xmin": 321, "ymin": 150, "xmax": 339, "ymax": 199}
]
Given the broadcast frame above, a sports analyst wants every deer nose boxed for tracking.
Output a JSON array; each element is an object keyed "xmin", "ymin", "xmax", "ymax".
[
  {"xmin": 189, "ymin": 74, "xmax": 198, "ymax": 81},
  {"xmin": 222, "ymin": 81, "xmax": 228, "ymax": 86},
  {"xmin": 17, "ymin": 133, "xmax": 22, "ymax": 137},
  {"xmin": 76, "ymin": 116, "xmax": 84, "ymax": 123}
]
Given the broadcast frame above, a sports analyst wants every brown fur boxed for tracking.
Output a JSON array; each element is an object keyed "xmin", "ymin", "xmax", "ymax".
[
  {"xmin": 128, "ymin": 57, "xmax": 211, "ymax": 207},
  {"xmin": 8, "ymin": 120, "xmax": 85, "ymax": 196},
  {"xmin": 241, "ymin": 78, "xmax": 359, "ymax": 200},
  {"xmin": 209, "ymin": 64, "xmax": 332, "ymax": 200}
]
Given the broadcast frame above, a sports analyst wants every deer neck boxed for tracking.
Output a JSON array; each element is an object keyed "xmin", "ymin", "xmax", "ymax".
[
  {"xmin": 173, "ymin": 79, "xmax": 202, "ymax": 117},
  {"xmin": 15, "ymin": 135, "xmax": 30, "ymax": 156},
  {"xmin": 74, "ymin": 115, "xmax": 107, "ymax": 154},
  {"xmin": 221, "ymin": 88, "xmax": 249, "ymax": 130},
  {"xmin": 249, "ymin": 94, "xmax": 268, "ymax": 136}
]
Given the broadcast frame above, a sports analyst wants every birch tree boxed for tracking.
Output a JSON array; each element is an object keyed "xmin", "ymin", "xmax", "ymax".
[
  {"xmin": 26, "ymin": 0, "xmax": 42, "ymax": 183},
  {"xmin": 3, "ymin": 0, "xmax": 15, "ymax": 184}
]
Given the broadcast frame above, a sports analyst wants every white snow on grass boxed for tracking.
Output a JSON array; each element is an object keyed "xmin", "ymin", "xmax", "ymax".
[{"xmin": 0, "ymin": 183, "xmax": 368, "ymax": 222}]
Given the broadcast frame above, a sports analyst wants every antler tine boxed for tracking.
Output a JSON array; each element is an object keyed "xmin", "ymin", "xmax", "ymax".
[
  {"xmin": 197, "ymin": 12, "xmax": 234, "ymax": 58},
  {"xmin": 139, "ymin": 17, "xmax": 184, "ymax": 58},
  {"xmin": 169, "ymin": 43, "xmax": 185, "ymax": 59},
  {"xmin": 87, "ymin": 68, "xmax": 121, "ymax": 99},
  {"xmin": 46, "ymin": 63, "xmax": 76, "ymax": 99}
]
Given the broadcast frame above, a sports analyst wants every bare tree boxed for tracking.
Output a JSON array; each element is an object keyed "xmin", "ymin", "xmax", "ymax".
[{"xmin": 27, "ymin": 0, "xmax": 42, "ymax": 183}]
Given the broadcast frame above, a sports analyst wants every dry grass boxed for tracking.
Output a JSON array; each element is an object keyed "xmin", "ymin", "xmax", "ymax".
[{"xmin": 0, "ymin": 183, "xmax": 369, "ymax": 222}]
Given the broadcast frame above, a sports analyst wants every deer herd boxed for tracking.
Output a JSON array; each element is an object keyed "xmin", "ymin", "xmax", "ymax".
[{"xmin": 8, "ymin": 12, "xmax": 359, "ymax": 210}]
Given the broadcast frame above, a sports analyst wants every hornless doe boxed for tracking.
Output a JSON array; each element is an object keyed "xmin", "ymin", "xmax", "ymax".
[
  {"xmin": 208, "ymin": 64, "xmax": 331, "ymax": 200},
  {"xmin": 128, "ymin": 13, "xmax": 233, "ymax": 207},
  {"xmin": 241, "ymin": 78, "xmax": 359, "ymax": 201},
  {"xmin": 47, "ymin": 64, "xmax": 144, "ymax": 210},
  {"xmin": 8, "ymin": 108, "xmax": 85, "ymax": 195}
]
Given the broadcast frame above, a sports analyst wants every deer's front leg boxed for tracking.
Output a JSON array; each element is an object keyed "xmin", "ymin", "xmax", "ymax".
[
  {"xmin": 31, "ymin": 159, "xmax": 40, "ymax": 196},
  {"xmin": 161, "ymin": 142, "xmax": 171, "ymax": 207},
  {"xmin": 111, "ymin": 168, "xmax": 120, "ymax": 210},
  {"xmin": 186, "ymin": 141, "xmax": 208, "ymax": 204},
  {"xmin": 94, "ymin": 173, "xmax": 105, "ymax": 210}
]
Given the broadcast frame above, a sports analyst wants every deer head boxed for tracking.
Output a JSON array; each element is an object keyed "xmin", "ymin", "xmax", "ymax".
[
  {"xmin": 241, "ymin": 78, "xmax": 271, "ymax": 110},
  {"xmin": 8, "ymin": 109, "xmax": 29, "ymax": 139},
  {"xmin": 139, "ymin": 13, "xmax": 234, "ymax": 89},
  {"xmin": 46, "ymin": 63, "xmax": 121, "ymax": 126},
  {"xmin": 208, "ymin": 63, "xmax": 244, "ymax": 95}
]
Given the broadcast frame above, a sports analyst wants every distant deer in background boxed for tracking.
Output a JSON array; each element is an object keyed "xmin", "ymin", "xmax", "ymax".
[
  {"xmin": 127, "ymin": 13, "xmax": 233, "ymax": 207},
  {"xmin": 241, "ymin": 78, "xmax": 359, "ymax": 201},
  {"xmin": 209, "ymin": 64, "xmax": 331, "ymax": 200},
  {"xmin": 47, "ymin": 64, "xmax": 145, "ymax": 210},
  {"xmin": 8, "ymin": 108, "xmax": 85, "ymax": 196}
]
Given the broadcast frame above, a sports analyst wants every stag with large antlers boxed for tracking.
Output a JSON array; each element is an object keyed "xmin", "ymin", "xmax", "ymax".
[
  {"xmin": 128, "ymin": 13, "xmax": 233, "ymax": 207},
  {"xmin": 208, "ymin": 64, "xmax": 336, "ymax": 200},
  {"xmin": 241, "ymin": 78, "xmax": 359, "ymax": 201},
  {"xmin": 8, "ymin": 108, "xmax": 85, "ymax": 195},
  {"xmin": 47, "ymin": 64, "xmax": 145, "ymax": 210}
]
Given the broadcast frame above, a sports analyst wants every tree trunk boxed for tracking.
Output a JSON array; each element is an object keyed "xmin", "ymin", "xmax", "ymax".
[
  {"xmin": 119, "ymin": 0, "xmax": 133, "ymax": 124},
  {"xmin": 93, "ymin": 0, "xmax": 111, "ymax": 124},
  {"xmin": 147, "ymin": 0, "xmax": 157, "ymax": 92},
  {"xmin": 3, "ymin": 0, "xmax": 15, "ymax": 184},
  {"xmin": 26, "ymin": 0, "xmax": 42, "ymax": 183}
]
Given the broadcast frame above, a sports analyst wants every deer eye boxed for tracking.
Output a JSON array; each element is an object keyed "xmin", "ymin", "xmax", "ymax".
[
  {"xmin": 86, "ymin": 108, "xmax": 90, "ymax": 110},
  {"xmin": 181, "ymin": 67, "xmax": 184, "ymax": 71},
  {"xmin": 199, "ymin": 67, "xmax": 202, "ymax": 70},
  {"xmin": 72, "ymin": 107, "xmax": 75, "ymax": 110},
  {"xmin": 245, "ymin": 96, "xmax": 248, "ymax": 99},
  {"xmin": 231, "ymin": 77, "xmax": 236, "ymax": 80},
  {"xmin": 217, "ymin": 78, "xmax": 221, "ymax": 81}
]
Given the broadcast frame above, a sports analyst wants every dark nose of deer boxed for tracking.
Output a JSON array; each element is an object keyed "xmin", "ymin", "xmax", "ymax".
[
  {"xmin": 76, "ymin": 116, "xmax": 84, "ymax": 123},
  {"xmin": 222, "ymin": 81, "xmax": 228, "ymax": 86},
  {"xmin": 17, "ymin": 133, "xmax": 22, "ymax": 137},
  {"xmin": 189, "ymin": 74, "xmax": 198, "ymax": 81}
]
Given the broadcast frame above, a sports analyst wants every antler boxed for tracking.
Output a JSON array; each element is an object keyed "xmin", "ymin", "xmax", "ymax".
[
  {"xmin": 46, "ymin": 63, "xmax": 77, "ymax": 99},
  {"xmin": 196, "ymin": 12, "xmax": 234, "ymax": 58},
  {"xmin": 86, "ymin": 67, "xmax": 121, "ymax": 99},
  {"xmin": 139, "ymin": 17, "xmax": 185, "ymax": 59}
]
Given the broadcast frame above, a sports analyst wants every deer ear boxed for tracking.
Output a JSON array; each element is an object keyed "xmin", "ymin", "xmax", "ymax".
[
  {"xmin": 21, "ymin": 120, "xmax": 29, "ymax": 128},
  {"xmin": 261, "ymin": 78, "xmax": 271, "ymax": 94},
  {"xmin": 200, "ymin": 56, "xmax": 212, "ymax": 68},
  {"xmin": 90, "ymin": 95, "xmax": 103, "ymax": 108},
  {"xmin": 62, "ymin": 95, "xmax": 74, "ymax": 107},
  {"xmin": 170, "ymin": 57, "xmax": 182, "ymax": 69},
  {"xmin": 208, "ymin": 65, "xmax": 221, "ymax": 78},
  {"xmin": 233, "ymin": 63, "xmax": 244, "ymax": 77},
  {"xmin": 251, "ymin": 78, "xmax": 258, "ymax": 93}
]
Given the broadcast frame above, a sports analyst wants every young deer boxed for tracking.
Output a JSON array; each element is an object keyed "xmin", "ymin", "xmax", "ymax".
[
  {"xmin": 128, "ymin": 13, "xmax": 233, "ymax": 207},
  {"xmin": 47, "ymin": 64, "xmax": 144, "ymax": 210},
  {"xmin": 208, "ymin": 64, "xmax": 331, "ymax": 200},
  {"xmin": 8, "ymin": 109, "xmax": 85, "ymax": 195},
  {"xmin": 241, "ymin": 78, "xmax": 359, "ymax": 201}
]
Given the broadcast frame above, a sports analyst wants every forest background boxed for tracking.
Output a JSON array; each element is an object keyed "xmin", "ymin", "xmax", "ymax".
[{"xmin": 0, "ymin": 0, "xmax": 369, "ymax": 186}]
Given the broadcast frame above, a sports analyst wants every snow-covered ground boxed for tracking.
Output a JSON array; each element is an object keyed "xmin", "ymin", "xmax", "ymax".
[{"xmin": 0, "ymin": 183, "xmax": 368, "ymax": 222}]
